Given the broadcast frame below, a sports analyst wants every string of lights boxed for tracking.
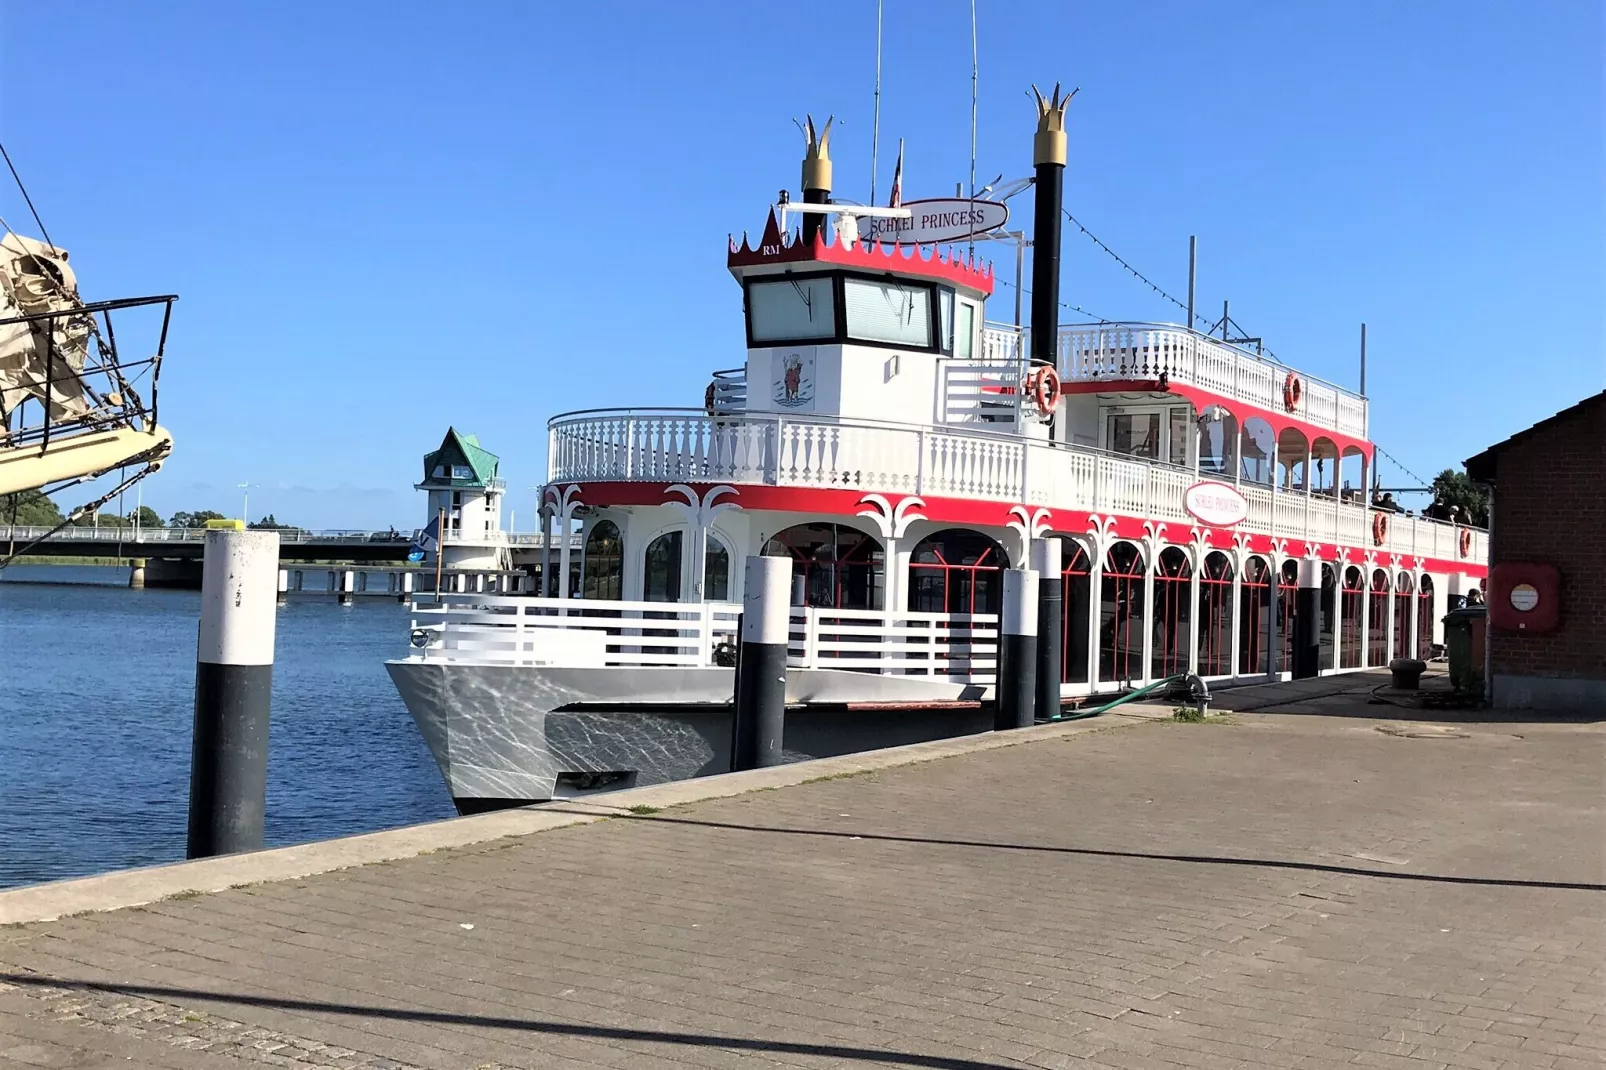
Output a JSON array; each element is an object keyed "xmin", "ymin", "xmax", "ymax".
[
  {"xmin": 1060, "ymin": 208, "xmax": 1287, "ymax": 363},
  {"xmin": 1373, "ymin": 443, "xmax": 1435, "ymax": 490},
  {"xmin": 992, "ymin": 278, "xmax": 1111, "ymax": 324}
]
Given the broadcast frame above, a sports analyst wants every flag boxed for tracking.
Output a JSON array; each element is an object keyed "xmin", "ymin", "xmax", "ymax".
[
  {"xmin": 888, "ymin": 139, "xmax": 903, "ymax": 208},
  {"xmin": 413, "ymin": 514, "xmax": 441, "ymax": 556}
]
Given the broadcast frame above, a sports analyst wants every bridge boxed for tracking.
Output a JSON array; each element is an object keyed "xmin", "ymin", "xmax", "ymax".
[{"xmin": 1, "ymin": 526, "xmax": 580, "ymax": 591}]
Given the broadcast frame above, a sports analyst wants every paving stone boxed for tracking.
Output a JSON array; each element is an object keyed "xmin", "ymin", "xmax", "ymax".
[{"xmin": 0, "ymin": 700, "xmax": 1600, "ymax": 1070}]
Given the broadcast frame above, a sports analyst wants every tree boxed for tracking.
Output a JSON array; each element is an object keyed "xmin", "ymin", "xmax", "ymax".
[
  {"xmin": 0, "ymin": 489, "xmax": 65, "ymax": 527},
  {"xmin": 128, "ymin": 505, "xmax": 164, "ymax": 528},
  {"xmin": 1424, "ymin": 468, "xmax": 1489, "ymax": 526},
  {"xmin": 170, "ymin": 509, "xmax": 226, "ymax": 528},
  {"xmin": 248, "ymin": 514, "xmax": 297, "ymax": 530}
]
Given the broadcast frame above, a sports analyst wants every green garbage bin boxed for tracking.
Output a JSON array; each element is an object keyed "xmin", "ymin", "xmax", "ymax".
[{"xmin": 1443, "ymin": 606, "xmax": 1486, "ymax": 694}]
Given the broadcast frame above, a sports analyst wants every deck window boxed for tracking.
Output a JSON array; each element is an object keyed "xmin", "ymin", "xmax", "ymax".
[
  {"xmin": 747, "ymin": 277, "xmax": 836, "ymax": 343},
  {"xmin": 844, "ymin": 277, "xmax": 933, "ymax": 348},
  {"xmin": 1107, "ymin": 412, "xmax": 1160, "ymax": 460}
]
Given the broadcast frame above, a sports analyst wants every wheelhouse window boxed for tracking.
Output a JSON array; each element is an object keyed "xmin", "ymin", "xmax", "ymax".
[
  {"xmin": 843, "ymin": 277, "xmax": 933, "ymax": 348},
  {"xmin": 955, "ymin": 301, "xmax": 976, "ymax": 359},
  {"xmin": 747, "ymin": 276, "xmax": 835, "ymax": 343},
  {"xmin": 1107, "ymin": 412, "xmax": 1160, "ymax": 459}
]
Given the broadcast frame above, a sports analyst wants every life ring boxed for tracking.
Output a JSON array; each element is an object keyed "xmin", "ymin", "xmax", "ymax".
[
  {"xmin": 1372, "ymin": 511, "xmax": 1388, "ymax": 546},
  {"xmin": 704, "ymin": 382, "xmax": 717, "ymax": 415},
  {"xmin": 1030, "ymin": 365, "xmax": 1062, "ymax": 416},
  {"xmin": 1283, "ymin": 372, "xmax": 1303, "ymax": 412},
  {"xmin": 1458, "ymin": 528, "xmax": 1472, "ymax": 558}
]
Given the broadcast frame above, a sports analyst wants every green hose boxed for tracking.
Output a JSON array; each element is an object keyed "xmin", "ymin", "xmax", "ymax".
[{"xmin": 1041, "ymin": 673, "xmax": 1191, "ymax": 723}]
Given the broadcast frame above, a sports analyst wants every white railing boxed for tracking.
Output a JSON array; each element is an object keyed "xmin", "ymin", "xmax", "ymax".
[
  {"xmin": 408, "ymin": 595, "xmax": 743, "ymax": 667},
  {"xmin": 938, "ymin": 358, "xmax": 1019, "ymax": 426},
  {"xmin": 1059, "ymin": 323, "xmax": 1369, "ymax": 440},
  {"xmin": 548, "ymin": 408, "xmax": 1488, "ymax": 565},
  {"xmin": 789, "ymin": 607, "xmax": 998, "ymax": 681},
  {"xmin": 406, "ymin": 594, "xmax": 1001, "ymax": 680},
  {"xmin": 981, "ymin": 324, "xmax": 1024, "ymax": 364}
]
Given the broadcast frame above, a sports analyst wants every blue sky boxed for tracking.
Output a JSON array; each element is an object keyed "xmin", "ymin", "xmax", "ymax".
[{"xmin": 2, "ymin": 1, "xmax": 1600, "ymax": 529}]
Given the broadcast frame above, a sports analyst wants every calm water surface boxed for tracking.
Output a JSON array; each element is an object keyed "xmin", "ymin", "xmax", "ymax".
[{"xmin": 0, "ymin": 565, "xmax": 452, "ymax": 889}]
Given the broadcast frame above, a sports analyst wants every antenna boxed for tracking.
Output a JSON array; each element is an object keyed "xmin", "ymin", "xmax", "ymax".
[
  {"xmin": 1186, "ymin": 236, "xmax": 1197, "ymax": 331},
  {"xmin": 870, "ymin": 0, "xmax": 883, "ymax": 206},
  {"xmin": 968, "ymin": 0, "xmax": 979, "ymax": 260}
]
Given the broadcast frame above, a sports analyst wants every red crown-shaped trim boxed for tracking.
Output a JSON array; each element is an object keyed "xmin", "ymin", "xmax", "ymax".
[{"xmin": 728, "ymin": 210, "xmax": 995, "ymax": 295}]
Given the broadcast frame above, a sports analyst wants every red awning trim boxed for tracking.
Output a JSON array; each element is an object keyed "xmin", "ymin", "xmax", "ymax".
[{"xmin": 1061, "ymin": 378, "xmax": 1374, "ymax": 462}]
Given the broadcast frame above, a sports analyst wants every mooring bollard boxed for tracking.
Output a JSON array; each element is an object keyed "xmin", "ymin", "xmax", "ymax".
[
  {"xmin": 732, "ymin": 554, "xmax": 791, "ymax": 771},
  {"xmin": 1032, "ymin": 538, "xmax": 1063, "ymax": 721},
  {"xmin": 188, "ymin": 528, "xmax": 279, "ymax": 859},
  {"xmin": 997, "ymin": 566, "xmax": 1039, "ymax": 730}
]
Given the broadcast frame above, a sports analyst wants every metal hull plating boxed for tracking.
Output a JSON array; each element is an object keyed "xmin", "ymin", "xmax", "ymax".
[{"xmin": 386, "ymin": 659, "xmax": 990, "ymax": 809}]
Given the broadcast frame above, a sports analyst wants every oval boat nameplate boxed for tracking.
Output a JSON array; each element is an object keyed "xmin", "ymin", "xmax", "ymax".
[{"xmin": 1184, "ymin": 481, "xmax": 1249, "ymax": 527}]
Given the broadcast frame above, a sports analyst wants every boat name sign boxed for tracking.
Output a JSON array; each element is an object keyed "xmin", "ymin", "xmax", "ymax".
[
  {"xmin": 859, "ymin": 198, "xmax": 1009, "ymax": 245},
  {"xmin": 1184, "ymin": 481, "xmax": 1249, "ymax": 527}
]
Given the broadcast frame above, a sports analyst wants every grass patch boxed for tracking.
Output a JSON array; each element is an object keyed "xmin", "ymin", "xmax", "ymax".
[
  {"xmin": 1171, "ymin": 705, "xmax": 1206, "ymax": 723},
  {"xmin": 626, "ymin": 804, "xmax": 661, "ymax": 815},
  {"xmin": 166, "ymin": 889, "xmax": 205, "ymax": 901},
  {"xmin": 182, "ymin": 1012, "xmax": 207, "ymax": 1023},
  {"xmin": 801, "ymin": 769, "xmax": 875, "ymax": 785}
]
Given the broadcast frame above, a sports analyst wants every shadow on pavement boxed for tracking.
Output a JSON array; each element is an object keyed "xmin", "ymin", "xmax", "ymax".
[
  {"xmin": 558, "ymin": 811, "xmax": 1605, "ymax": 894},
  {"xmin": 0, "ymin": 975, "xmax": 1022, "ymax": 1070}
]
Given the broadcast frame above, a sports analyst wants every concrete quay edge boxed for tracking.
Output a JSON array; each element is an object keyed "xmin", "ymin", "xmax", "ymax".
[{"xmin": 0, "ymin": 708, "xmax": 1159, "ymax": 926}]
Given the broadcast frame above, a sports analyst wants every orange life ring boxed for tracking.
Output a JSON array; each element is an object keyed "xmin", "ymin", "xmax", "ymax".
[
  {"xmin": 1030, "ymin": 365, "xmax": 1062, "ymax": 415},
  {"xmin": 1459, "ymin": 528, "xmax": 1472, "ymax": 558},
  {"xmin": 704, "ymin": 382, "xmax": 717, "ymax": 415},
  {"xmin": 1283, "ymin": 372, "xmax": 1302, "ymax": 412},
  {"xmin": 1372, "ymin": 511, "xmax": 1388, "ymax": 546}
]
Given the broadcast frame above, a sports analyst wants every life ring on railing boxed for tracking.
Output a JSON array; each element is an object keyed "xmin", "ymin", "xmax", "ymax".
[
  {"xmin": 1283, "ymin": 372, "xmax": 1303, "ymax": 412},
  {"xmin": 704, "ymin": 382, "xmax": 717, "ymax": 415},
  {"xmin": 1372, "ymin": 511, "xmax": 1388, "ymax": 546},
  {"xmin": 1029, "ymin": 365, "xmax": 1062, "ymax": 416},
  {"xmin": 1459, "ymin": 527, "xmax": 1472, "ymax": 558}
]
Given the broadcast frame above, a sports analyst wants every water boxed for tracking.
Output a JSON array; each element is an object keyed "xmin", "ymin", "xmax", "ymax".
[{"xmin": 0, "ymin": 565, "xmax": 453, "ymax": 890}]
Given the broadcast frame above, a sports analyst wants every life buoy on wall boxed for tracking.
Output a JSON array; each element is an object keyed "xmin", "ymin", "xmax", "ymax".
[
  {"xmin": 1030, "ymin": 365, "xmax": 1062, "ymax": 416},
  {"xmin": 704, "ymin": 382, "xmax": 717, "ymax": 415},
  {"xmin": 1283, "ymin": 372, "xmax": 1303, "ymax": 412},
  {"xmin": 1372, "ymin": 511, "xmax": 1388, "ymax": 546},
  {"xmin": 1459, "ymin": 528, "xmax": 1472, "ymax": 558}
]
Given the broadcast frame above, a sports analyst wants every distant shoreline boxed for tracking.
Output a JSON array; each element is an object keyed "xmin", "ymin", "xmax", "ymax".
[{"xmin": 2, "ymin": 557, "xmax": 132, "ymax": 567}]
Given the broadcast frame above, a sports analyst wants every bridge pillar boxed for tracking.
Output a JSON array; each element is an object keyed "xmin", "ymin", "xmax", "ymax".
[
  {"xmin": 276, "ymin": 569, "xmax": 288, "ymax": 602},
  {"xmin": 129, "ymin": 558, "xmax": 147, "ymax": 589},
  {"xmin": 338, "ymin": 569, "xmax": 355, "ymax": 605},
  {"xmin": 400, "ymin": 571, "xmax": 415, "ymax": 602}
]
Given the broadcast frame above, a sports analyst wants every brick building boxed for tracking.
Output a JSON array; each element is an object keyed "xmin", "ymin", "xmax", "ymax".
[{"xmin": 1465, "ymin": 390, "xmax": 1606, "ymax": 710}]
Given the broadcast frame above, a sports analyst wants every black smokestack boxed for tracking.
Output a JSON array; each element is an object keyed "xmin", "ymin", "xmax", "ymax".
[
  {"xmin": 1030, "ymin": 85, "xmax": 1075, "ymax": 368},
  {"xmin": 801, "ymin": 115, "xmax": 833, "ymax": 246}
]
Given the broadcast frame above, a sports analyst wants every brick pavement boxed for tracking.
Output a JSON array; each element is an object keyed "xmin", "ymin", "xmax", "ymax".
[{"xmin": 1, "ymin": 707, "xmax": 1602, "ymax": 1069}]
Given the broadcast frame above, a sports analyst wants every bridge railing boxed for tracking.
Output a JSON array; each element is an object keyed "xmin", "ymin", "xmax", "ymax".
[{"xmin": 0, "ymin": 525, "xmax": 416, "ymax": 545}]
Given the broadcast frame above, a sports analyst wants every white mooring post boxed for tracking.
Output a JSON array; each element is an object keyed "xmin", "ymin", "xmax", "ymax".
[
  {"xmin": 732, "ymin": 555, "xmax": 791, "ymax": 771},
  {"xmin": 997, "ymin": 567, "xmax": 1040, "ymax": 730},
  {"xmin": 188, "ymin": 529, "xmax": 279, "ymax": 859}
]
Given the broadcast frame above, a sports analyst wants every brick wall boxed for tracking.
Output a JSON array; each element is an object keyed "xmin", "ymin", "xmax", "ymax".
[{"xmin": 1488, "ymin": 398, "xmax": 1606, "ymax": 680}]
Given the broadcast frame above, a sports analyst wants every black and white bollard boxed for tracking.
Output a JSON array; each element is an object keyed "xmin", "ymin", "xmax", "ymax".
[
  {"xmin": 188, "ymin": 529, "xmax": 279, "ymax": 859},
  {"xmin": 732, "ymin": 554, "xmax": 791, "ymax": 771},
  {"xmin": 1292, "ymin": 558, "xmax": 1322, "ymax": 679},
  {"xmin": 1032, "ymin": 539, "xmax": 1063, "ymax": 721},
  {"xmin": 996, "ymin": 566, "xmax": 1039, "ymax": 730}
]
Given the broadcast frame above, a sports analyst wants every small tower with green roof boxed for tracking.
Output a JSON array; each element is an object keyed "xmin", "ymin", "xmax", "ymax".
[{"xmin": 417, "ymin": 428, "xmax": 509, "ymax": 572}]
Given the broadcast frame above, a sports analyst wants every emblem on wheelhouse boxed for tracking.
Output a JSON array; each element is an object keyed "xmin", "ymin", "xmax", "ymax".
[{"xmin": 387, "ymin": 92, "xmax": 1488, "ymax": 815}]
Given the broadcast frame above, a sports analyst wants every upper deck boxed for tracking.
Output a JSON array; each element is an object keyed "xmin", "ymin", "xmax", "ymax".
[{"xmin": 978, "ymin": 322, "xmax": 1369, "ymax": 443}]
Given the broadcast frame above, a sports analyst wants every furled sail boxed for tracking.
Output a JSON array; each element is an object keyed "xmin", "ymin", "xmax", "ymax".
[{"xmin": 0, "ymin": 232, "xmax": 94, "ymax": 428}]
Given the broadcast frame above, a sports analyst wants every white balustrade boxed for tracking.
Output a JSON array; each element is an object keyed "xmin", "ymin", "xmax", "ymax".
[
  {"xmin": 547, "ymin": 409, "xmax": 1487, "ymax": 565},
  {"xmin": 1059, "ymin": 323, "xmax": 1368, "ymax": 440}
]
